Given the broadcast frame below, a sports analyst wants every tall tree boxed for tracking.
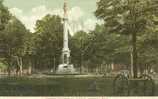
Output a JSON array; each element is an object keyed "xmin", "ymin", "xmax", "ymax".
[
  {"xmin": 137, "ymin": 14, "xmax": 158, "ymax": 73},
  {"xmin": 95, "ymin": 0, "xmax": 157, "ymax": 78},
  {"xmin": 34, "ymin": 14, "xmax": 63, "ymax": 70},
  {"xmin": 87, "ymin": 25, "xmax": 130, "ymax": 71},
  {"xmin": 70, "ymin": 30, "xmax": 89, "ymax": 73},
  {"xmin": 1, "ymin": 16, "xmax": 29, "ymax": 75}
]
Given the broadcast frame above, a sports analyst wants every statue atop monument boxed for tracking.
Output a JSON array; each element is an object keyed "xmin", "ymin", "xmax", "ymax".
[{"xmin": 63, "ymin": 0, "xmax": 68, "ymax": 18}]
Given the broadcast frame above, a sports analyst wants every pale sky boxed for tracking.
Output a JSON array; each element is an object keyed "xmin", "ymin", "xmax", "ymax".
[{"xmin": 4, "ymin": 0, "xmax": 101, "ymax": 34}]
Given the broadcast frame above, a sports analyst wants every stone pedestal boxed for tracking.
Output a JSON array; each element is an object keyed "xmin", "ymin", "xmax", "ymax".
[{"xmin": 56, "ymin": 64, "xmax": 76, "ymax": 74}]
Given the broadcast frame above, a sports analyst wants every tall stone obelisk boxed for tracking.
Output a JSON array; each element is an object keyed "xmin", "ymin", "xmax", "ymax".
[
  {"xmin": 56, "ymin": 0, "xmax": 76, "ymax": 74},
  {"xmin": 62, "ymin": 0, "xmax": 70, "ymax": 64}
]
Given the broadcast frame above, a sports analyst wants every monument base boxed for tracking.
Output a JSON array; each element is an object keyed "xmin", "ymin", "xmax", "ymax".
[{"xmin": 56, "ymin": 64, "xmax": 77, "ymax": 74}]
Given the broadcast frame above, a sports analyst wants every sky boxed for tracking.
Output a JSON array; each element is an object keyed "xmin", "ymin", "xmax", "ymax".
[{"xmin": 4, "ymin": 0, "xmax": 101, "ymax": 34}]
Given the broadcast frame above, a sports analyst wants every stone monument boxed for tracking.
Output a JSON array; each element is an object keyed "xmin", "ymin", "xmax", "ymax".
[{"xmin": 56, "ymin": 0, "xmax": 76, "ymax": 74}]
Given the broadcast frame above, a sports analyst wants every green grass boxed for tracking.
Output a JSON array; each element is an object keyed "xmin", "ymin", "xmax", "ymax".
[
  {"xmin": 0, "ymin": 76, "xmax": 157, "ymax": 96},
  {"xmin": 0, "ymin": 76, "xmax": 113, "ymax": 96}
]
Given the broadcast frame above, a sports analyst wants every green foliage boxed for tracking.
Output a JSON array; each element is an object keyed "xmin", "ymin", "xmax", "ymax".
[
  {"xmin": 0, "ymin": 1, "xmax": 30, "ymax": 70},
  {"xmin": 0, "ymin": 0, "xmax": 11, "ymax": 30},
  {"xmin": 0, "ymin": 60, "xmax": 8, "ymax": 69},
  {"xmin": 95, "ymin": 0, "xmax": 156, "ymax": 34},
  {"xmin": 70, "ymin": 30, "xmax": 89, "ymax": 68},
  {"xmin": 4, "ymin": 17, "xmax": 29, "ymax": 56},
  {"xmin": 88, "ymin": 25, "xmax": 130, "ymax": 65},
  {"xmin": 0, "ymin": 16, "xmax": 30, "ymax": 70},
  {"xmin": 95, "ymin": 0, "xmax": 158, "ymax": 77},
  {"xmin": 70, "ymin": 24, "xmax": 131, "ymax": 71},
  {"xmin": 33, "ymin": 15, "xmax": 63, "ymax": 69}
]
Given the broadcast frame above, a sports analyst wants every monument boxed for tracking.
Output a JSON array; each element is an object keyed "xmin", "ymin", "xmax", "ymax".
[{"xmin": 56, "ymin": 0, "xmax": 76, "ymax": 74}]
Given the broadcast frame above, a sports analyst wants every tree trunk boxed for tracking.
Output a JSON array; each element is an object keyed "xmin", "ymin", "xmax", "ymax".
[
  {"xmin": 7, "ymin": 66, "xmax": 11, "ymax": 76},
  {"xmin": 28, "ymin": 56, "xmax": 32, "ymax": 75},
  {"xmin": 16, "ymin": 57, "xmax": 23, "ymax": 76},
  {"xmin": 132, "ymin": 32, "xmax": 138, "ymax": 78},
  {"xmin": 53, "ymin": 56, "xmax": 56, "ymax": 73},
  {"xmin": 130, "ymin": 51, "xmax": 134, "ymax": 77},
  {"xmin": 19, "ymin": 57, "xmax": 23, "ymax": 75},
  {"xmin": 80, "ymin": 53, "xmax": 83, "ymax": 74},
  {"xmin": 28, "ymin": 66, "xmax": 32, "ymax": 75}
]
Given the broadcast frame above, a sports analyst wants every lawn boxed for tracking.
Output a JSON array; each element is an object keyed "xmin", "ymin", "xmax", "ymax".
[{"xmin": 0, "ymin": 75, "xmax": 157, "ymax": 96}]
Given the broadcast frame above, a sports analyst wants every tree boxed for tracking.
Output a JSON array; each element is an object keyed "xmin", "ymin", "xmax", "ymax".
[
  {"xmin": 86, "ymin": 24, "xmax": 130, "ymax": 73},
  {"xmin": 95, "ymin": 0, "xmax": 157, "ymax": 78},
  {"xmin": 137, "ymin": 15, "xmax": 158, "ymax": 73},
  {"xmin": 1, "ymin": 16, "xmax": 29, "ymax": 75},
  {"xmin": 70, "ymin": 30, "xmax": 89, "ymax": 73},
  {"xmin": 0, "ymin": 0, "xmax": 10, "ymax": 55},
  {"xmin": 70, "ymin": 24, "xmax": 130, "ymax": 73},
  {"xmin": 34, "ymin": 14, "xmax": 63, "ymax": 70},
  {"xmin": 0, "ymin": 0, "xmax": 11, "ymax": 30}
]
